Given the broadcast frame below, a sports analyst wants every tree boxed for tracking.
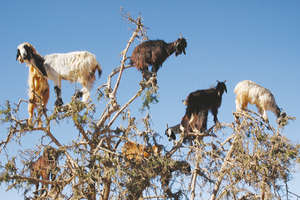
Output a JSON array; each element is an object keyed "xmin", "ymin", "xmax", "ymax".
[{"xmin": 0, "ymin": 9, "xmax": 299, "ymax": 200}]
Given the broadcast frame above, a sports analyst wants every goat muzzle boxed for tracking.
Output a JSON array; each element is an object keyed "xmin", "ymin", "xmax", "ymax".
[{"xmin": 16, "ymin": 51, "xmax": 25, "ymax": 63}]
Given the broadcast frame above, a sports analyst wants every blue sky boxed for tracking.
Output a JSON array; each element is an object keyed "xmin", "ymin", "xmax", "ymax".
[{"xmin": 0, "ymin": 1, "xmax": 300, "ymax": 199}]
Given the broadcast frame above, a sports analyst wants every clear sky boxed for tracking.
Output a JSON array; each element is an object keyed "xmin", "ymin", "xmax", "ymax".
[{"xmin": 1, "ymin": 1, "xmax": 300, "ymax": 199}]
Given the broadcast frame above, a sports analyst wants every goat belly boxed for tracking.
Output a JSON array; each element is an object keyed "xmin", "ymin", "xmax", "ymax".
[{"xmin": 43, "ymin": 58, "xmax": 72, "ymax": 81}]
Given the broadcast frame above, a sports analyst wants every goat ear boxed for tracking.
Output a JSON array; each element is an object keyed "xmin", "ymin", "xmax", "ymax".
[
  {"xmin": 23, "ymin": 44, "xmax": 33, "ymax": 59},
  {"xmin": 16, "ymin": 49, "xmax": 20, "ymax": 61}
]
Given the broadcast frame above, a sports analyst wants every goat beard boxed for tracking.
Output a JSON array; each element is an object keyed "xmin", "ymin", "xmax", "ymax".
[
  {"xmin": 175, "ymin": 48, "xmax": 186, "ymax": 57},
  {"xmin": 17, "ymin": 56, "xmax": 25, "ymax": 64}
]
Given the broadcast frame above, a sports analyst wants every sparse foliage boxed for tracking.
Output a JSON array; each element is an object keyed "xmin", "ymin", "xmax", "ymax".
[{"xmin": 0, "ymin": 9, "xmax": 299, "ymax": 200}]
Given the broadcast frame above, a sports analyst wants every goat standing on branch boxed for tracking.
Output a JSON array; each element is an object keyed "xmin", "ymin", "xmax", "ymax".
[
  {"xmin": 181, "ymin": 80, "xmax": 227, "ymax": 133},
  {"xmin": 17, "ymin": 43, "xmax": 102, "ymax": 107},
  {"xmin": 130, "ymin": 33, "xmax": 187, "ymax": 80},
  {"xmin": 234, "ymin": 80, "xmax": 286, "ymax": 124},
  {"xmin": 166, "ymin": 110, "xmax": 208, "ymax": 141},
  {"xmin": 16, "ymin": 43, "xmax": 50, "ymax": 126},
  {"xmin": 181, "ymin": 110, "xmax": 208, "ymax": 134},
  {"xmin": 29, "ymin": 147, "xmax": 59, "ymax": 198}
]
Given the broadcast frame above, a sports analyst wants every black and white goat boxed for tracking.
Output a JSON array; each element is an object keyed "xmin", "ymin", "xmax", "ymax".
[
  {"xmin": 181, "ymin": 81, "xmax": 227, "ymax": 133},
  {"xmin": 17, "ymin": 43, "xmax": 102, "ymax": 107},
  {"xmin": 165, "ymin": 124, "xmax": 179, "ymax": 141},
  {"xmin": 234, "ymin": 80, "xmax": 286, "ymax": 124},
  {"xmin": 16, "ymin": 43, "xmax": 50, "ymax": 126},
  {"xmin": 130, "ymin": 33, "xmax": 187, "ymax": 80}
]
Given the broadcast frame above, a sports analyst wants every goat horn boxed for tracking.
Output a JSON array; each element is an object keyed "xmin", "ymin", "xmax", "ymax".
[
  {"xmin": 179, "ymin": 32, "xmax": 182, "ymax": 39},
  {"xmin": 166, "ymin": 123, "xmax": 169, "ymax": 129}
]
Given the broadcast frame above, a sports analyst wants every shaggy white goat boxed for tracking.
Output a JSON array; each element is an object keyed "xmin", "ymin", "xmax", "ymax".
[
  {"xmin": 17, "ymin": 43, "xmax": 102, "ymax": 106},
  {"xmin": 234, "ymin": 80, "xmax": 285, "ymax": 124}
]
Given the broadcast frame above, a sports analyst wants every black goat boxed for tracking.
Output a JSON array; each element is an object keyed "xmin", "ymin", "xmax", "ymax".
[
  {"xmin": 182, "ymin": 80, "xmax": 227, "ymax": 133},
  {"xmin": 130, "ymin": 33, "xmax": 187, "ymax": 80},
  {"xmin": 29, "ymin": 147, "xmax": 59, "ymax": 197},
  {"xmin": 165, "ymin": 110, "xmax": 208, "ymax": 141}
]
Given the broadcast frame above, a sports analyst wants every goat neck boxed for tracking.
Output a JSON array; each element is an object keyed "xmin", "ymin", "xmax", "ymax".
[
  {"xmin": 31, "ymin": 53, "xmax": 47, "ymax": 77},
  {"xmin": 165, "ymin": 41, "xmax": 178, "ymax": 56}
]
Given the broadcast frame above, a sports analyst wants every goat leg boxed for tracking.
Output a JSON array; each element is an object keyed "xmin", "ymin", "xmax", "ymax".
[
  {"xmin": 54, "ymin": 86, "xmax": 63, "ymax": 107},
  {"xmin": 211, "ymin": 108, "xmax": 220, "ymax": 125},
  {"xmin": 142, "ymin": 69, "xmax": 155, "ymax": 81}
]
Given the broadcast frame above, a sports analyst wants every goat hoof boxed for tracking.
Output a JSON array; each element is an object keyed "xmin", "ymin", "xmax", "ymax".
[
  {"xmin": 74, "ymin": 91, "xmax": 83, "ymax": 99},
  {"xmin": 37, "ymin": 121, "xmax": 43, "ymax": 127},
  {"xmin": 215, "ymin": 121, "xmax": 221, "ymax": 126},
  {"xmin": 54, "ymin": 99, "xmax": 63, "ymax": 107}
]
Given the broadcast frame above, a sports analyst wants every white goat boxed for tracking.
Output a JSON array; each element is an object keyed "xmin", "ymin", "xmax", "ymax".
[
  {"xmin": 17, "ymin": 43, "xmax": 102, "ymax": 106},
  {"xmin": 234, "ymin": 80, "xmax": 286, "ymax": 124}
]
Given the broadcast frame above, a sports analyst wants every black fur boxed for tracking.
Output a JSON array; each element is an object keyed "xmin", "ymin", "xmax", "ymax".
[
  {"xmin": 54, "ymin": 86, "xmax": 63, "ymax": 107},
  {"xmin": 130, "ymin": 36, "xmax": 187, "ymax": 79},
  {"xmin": 181, "ymin": 110, "xmax": 208, "ymax": 133},
  {"xmin": 74, "ymin": 91, "xmax": 83, "ymax": 99},
  {"xmin": 165, "ymin": 110, "xmax": 208, "ymax": 142},
  {"xmin": 28, "ymin": 47, "xmax": 47, "ymax": 77},
  {"xmin": 92, "ymin": 64, "xmax": 102, "ymax": 78},
  {"xmin": 184, "ymin": 80, "xmax": 227, "ymax": 126},
  {"xmin": 16, "ymin": 49, "xmax": 21, "ymax": 61},
  {"xmin": 17, "ymin": 44, "xmax": 48, "ymax": 77},
  {"xmin": 165, "ymin": 128, "xmax": 176, "ymax": 141}
]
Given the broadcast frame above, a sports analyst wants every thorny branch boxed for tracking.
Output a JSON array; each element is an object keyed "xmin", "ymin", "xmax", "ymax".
[{"xmin": 0, "ymin": 8, "xmax": 299, "ymax": 200}]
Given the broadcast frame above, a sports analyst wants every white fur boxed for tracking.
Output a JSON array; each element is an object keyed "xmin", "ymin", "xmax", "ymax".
[
  {"xmin": 18, "ymin": 43, "xmax": 102, "ymax": 103},
  {"xmin": 43, "ymin": 52, "xmax": 99, "ymax": 102},
  {"xmin": 234, "ymin": 80, "xmax": 283, "ymax": 122}
]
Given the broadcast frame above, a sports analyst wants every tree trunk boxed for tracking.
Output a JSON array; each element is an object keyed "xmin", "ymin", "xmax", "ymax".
[{"xmin": 210, "ymin": 134, "xmax": 238, "ymax": 200}]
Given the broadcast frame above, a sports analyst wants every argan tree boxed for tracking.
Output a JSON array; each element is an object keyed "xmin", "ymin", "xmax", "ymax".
[{"xmin": 0, "ymin": 9, "xmax": 299, "ymax": 200}]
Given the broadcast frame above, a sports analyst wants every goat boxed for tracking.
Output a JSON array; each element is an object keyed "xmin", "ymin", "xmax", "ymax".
[
  {"xmin": 16, "ymin": 43, "xmax": 50, "ymax": 126},
  {"xmin": 234, "ymin": 80, "xmax": 286, "ymax": 124},
  {"xmin": 16, "ymin": 43, "xmax": 102, "ymax": 107},
  {"xmin": 130, "ymin": 33, "xmax": 187, "ymax": 80},
  {"xmin": 29, "ymin": 147, "xmax": 59, "ymax": 197},
  {"xmin": 181, "ymin": 80, "xmax": 227, "ymax": 133},
  {"xmin": 165, "ymin": 110, "xmax": 208, "ymax": 141},
  {"xmin": 165, "ymin": 123, "xmax": 179, "ymax": 141},
  {"xmin": 122, "ymin": 141, "xmax": 161, "ymax": 165}
]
